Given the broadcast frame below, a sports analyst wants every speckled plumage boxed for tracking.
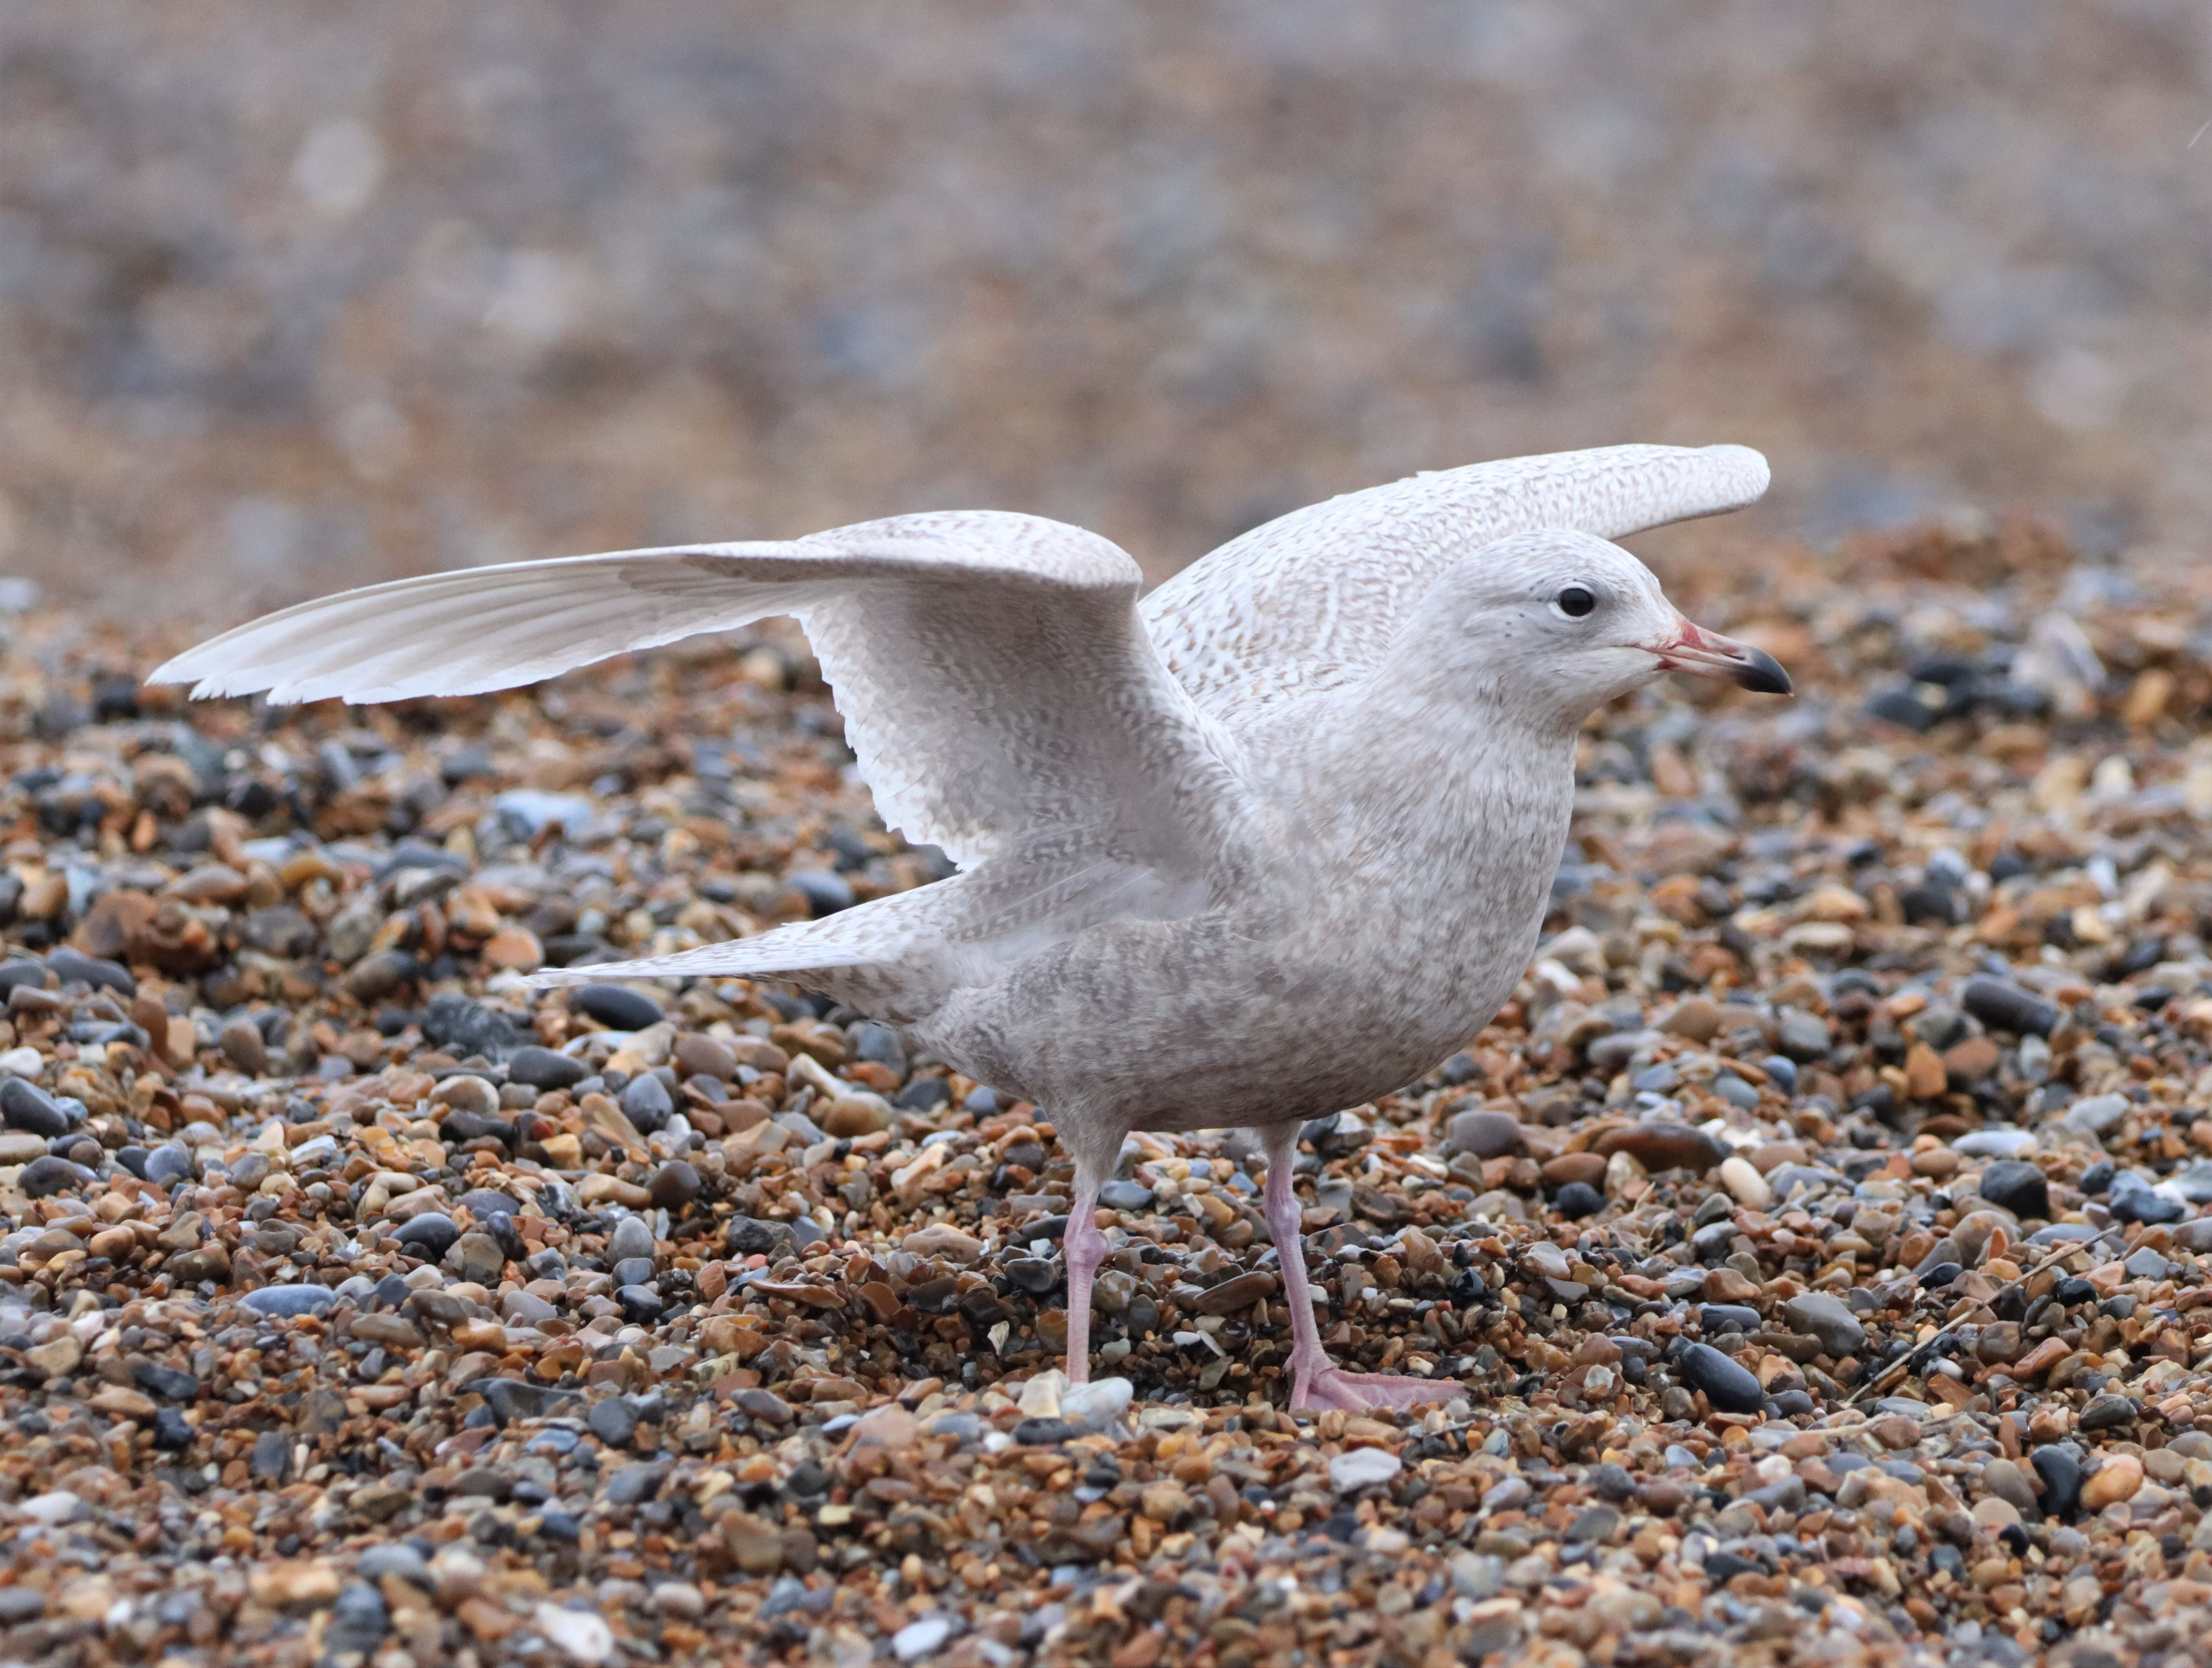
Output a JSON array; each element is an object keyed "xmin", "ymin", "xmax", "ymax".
[
  {"xmin": 1144, "ymin": 442, "xmax": 1769, "ymax": 722},
  {"xmin": 152, "ymin": 440, "xmax": 1780, "ymax": 1408}
]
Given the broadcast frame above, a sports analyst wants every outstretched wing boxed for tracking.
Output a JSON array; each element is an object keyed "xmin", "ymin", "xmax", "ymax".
[
  {"xmin": 1142, "ymin": 443, "xmax": 1769, "ymax": 723},
  {"xmin": 151, "ymin": 511, "xmax": 1247, "ymax": 882}
]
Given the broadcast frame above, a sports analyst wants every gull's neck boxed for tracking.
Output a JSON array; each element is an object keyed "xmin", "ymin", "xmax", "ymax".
[{"xmin": 1251, "ymin": 667, "xmax": 1583, "ymax": 882}]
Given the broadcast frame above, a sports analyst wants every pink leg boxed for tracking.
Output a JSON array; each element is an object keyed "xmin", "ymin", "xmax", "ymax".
[
  {"xmin": 1061, "ymin": 1170, "xmax": 1106, "ymax": 1386},
  {"xmin": 1259, "ymin": 1122, "xmax": 1453, "ymax": 1413}
]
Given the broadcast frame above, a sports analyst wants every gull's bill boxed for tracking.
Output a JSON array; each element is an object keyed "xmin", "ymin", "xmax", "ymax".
[{"xmin": 1645, "ymin": 617, "xmax": 1792, "ymax": 695}]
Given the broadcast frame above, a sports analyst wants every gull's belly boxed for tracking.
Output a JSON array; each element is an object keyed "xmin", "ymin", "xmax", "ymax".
[{"xmin": 915, "ymin": 871, "xmax": 1548, "ymax": 1136}]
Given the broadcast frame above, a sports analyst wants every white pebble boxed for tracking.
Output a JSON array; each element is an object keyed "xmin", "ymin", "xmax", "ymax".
[
  {"xmin": 1718, "ymin": 1156, "xmax": 1772, "ymax": 1209},
  {"xmin": 648, "ymin": 1582, "xmax": 704, "ymax": 1618},
  {"xmin": 1523, "ymin": 1242, "xmax": 1571, "ymax": 1279},
  {"xmin": 18, "ymin": 1490, "xmax": 83, "ymax": 1526},
  {"xmin": 893, "ymin": 1616, "xmax": 955, "ymax": 1660},
  {"xmin": 1061, "ymin": 1376, "xmax": 1134, "ymax": 1431},
  {"xmin": 536, "ymin": 1602, "xmax": 615, "ymax": 1665},
  {"xmin": 1017, "ymin": 1369, "xmax": 1065, "ymax": 1418},
  {"xmin": 1328, "ymin": 1447, "xmax": 1402, "ymax": 1492}
]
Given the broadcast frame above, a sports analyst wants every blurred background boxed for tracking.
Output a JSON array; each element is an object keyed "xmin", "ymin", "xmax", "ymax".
[{"xmin": 1, "ymin": 1, "xmax": 2208, "ymax": 618}]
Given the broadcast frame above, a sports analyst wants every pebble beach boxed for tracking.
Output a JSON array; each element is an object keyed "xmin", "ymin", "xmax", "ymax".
[{"xmin": 0, "ymin": 514, "xmax": 2209, "ymax": 1668}]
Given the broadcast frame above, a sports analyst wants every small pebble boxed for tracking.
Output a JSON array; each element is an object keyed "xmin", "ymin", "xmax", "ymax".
[
  {"xmin": 571, "ymin": 984, "xmax": 666, "ymax": 1031},
  {"xmin": 648, "ymin": 1161, "xmax": 699, "ymax": 1209},
  {"xmin": 1327, "ymin": 1448, "xmax": 1402, "ymax": 1491},
  {"xmin": 509, "ymin": 1046, "xmax": 589, "ymax": 1091},
  {"xmin": 1676, "ymin": 1343, "xmax": 1763, "ymax": 1414},
  {"xmin": 395, "ymin": 1212, "xmax": 460, "ymax": 1261}
]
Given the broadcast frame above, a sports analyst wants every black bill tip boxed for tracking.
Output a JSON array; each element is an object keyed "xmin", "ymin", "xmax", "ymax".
[{"xmin": 1731, "ymin": 647, "xmax": 1793, "ymax": 696}]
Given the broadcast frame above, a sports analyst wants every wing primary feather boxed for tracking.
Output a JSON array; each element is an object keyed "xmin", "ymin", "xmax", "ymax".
[{"xmin": 153, "ymin": 510, "xmax": 1249, "ymax": 929}]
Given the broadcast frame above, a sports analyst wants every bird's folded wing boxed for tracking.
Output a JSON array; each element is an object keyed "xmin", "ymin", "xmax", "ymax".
[
  {"xmin": 1141, "ymin": 442, "xmax": 1769, "ymax": 722},
  {"xmin": 150, "ymin": 510, "xmax": 1248, "ymax": 879}
]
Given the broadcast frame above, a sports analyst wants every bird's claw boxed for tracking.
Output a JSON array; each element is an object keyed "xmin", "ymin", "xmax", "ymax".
[{"xmin": 1292, "ymin": 1363, "xmax": 1457, "ymax": 1412}]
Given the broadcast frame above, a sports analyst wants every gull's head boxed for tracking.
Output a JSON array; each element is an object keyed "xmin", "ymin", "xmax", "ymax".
[{"xmin": 1424, "ymin": 529, "xmax": 1791, "ymax": 724}]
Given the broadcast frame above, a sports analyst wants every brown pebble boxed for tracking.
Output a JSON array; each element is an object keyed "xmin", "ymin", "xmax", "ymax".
[
  {"xmin": 1701, "ymin": 1266, "xmax": 1763, "ymax": 1303},
  {"xmin": 1659, "ymin": 996, "xmax": 1723, "ymax": 1041},
  {"xmin": 771, "ymin": 1021, "xmax": 845, "ymax": 1066},
  {"xmin": 1193, "ymin": 1269, "xmax": 1279, "ymax": 1315},
  {"xmin": 87, "ymin": 1385, "xmax": 156, "ymax": 1421},
  {"xmin": 648, "ymin": 1160, "xmax": 700, "ymax": 1209},
  {"xmin": 1540, "ymin": 1151, "xmax": 1607, "ymax": 1188},
  {"xmin": 479, "ymin": 926, "xmax": 543, "ymax": 970},
  {"xmin": 249, "ymin": 1561, "xmax": 341, "ymax": 1610},
  {"xmin": 2080, "ymin": 1453, "xmax": 2142, "ymax": 1509},
  {"xmin": 1746, "ymin": 1140, "xmax": 1806, "ymax": 1174},
  {"xmin": 1903, "ymin": 1042, "xmax": 1948, "ymax": 1099},
  {"xmin": 219, "ymin": 1017, "xmax": 268, "ymax": 1076},
  {"xmin": 820, "ymin": 1094, "xmax": 891, "ymax": 1137},
  {"xmin": 728, "ymin": 1038, "xmax": 791, "ymax": 1072},
  {"xmin": 1975, "ymin": 1321, "xmax": 2024, "ymax": 1363},
  {"xmin": 1951, "ymin": 1209, "xmax": 2015, "ymax": 1265},
  {"xmin": 1141, "ymin": 1482, "xmax": 1194, "ymax": 1523},
  {"xmin": 1943, "ymin": 1035, "xmax": 2002, "ymax": 1084},
  {"xmin": 88, "ymin": 1225, "xmax": 136, "ymax": 1261},
  {"xmin": 674, "ymin": 1034, "xmax": 738, "ymax": 1081},
  {"xmin": 848, "ymin": 1404, "xmax": 920, "ymax": 1450},
  {"xmin": 433, "ymin": 1074, "xmax": 500, "ymax": 1115},
  {"xmin": 721, "ymin": 1511, "xmax": 785, "ymax": 1574},
  {"xmin": 1912, "ymin": 1147, "xmax": 1961, "ymax": 1179},
  {"xmin": 129, "ymin": 993, "xmax": 170, "ymax": 1044},
  {"xmin": 1592, "ymin": 1122, "xmax": 1726, "ymax": 1173},
  {"xmin": 2012, "ymin": 1337, "xmax": 2071, "ymax": 1379},
  {"xmin": 1979, "ymin": 1458, "xmax": 2040, "ymax": 1517},
  {"xmin": 901, "ymin": 1225, "xmax": 984, "ymax": 1263},
  {"xmin": 1446, "ymin": 1109, "xmax": 1525, "ymax": 1158},
  {"xmin": 17, "ymin": 873, "xmax": 64, "ymax": 920}
]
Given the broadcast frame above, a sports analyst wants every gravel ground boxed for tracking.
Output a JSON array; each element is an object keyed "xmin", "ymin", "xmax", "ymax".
[{"xmin": 0, "ymin": 516, "xmax": 2210, "ymax": 1668}]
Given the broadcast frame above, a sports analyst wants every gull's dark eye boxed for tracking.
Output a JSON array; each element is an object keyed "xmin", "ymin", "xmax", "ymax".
[{"xmin": 1554, "ymin": 585, "xmax": 1596, "ymax": 619}]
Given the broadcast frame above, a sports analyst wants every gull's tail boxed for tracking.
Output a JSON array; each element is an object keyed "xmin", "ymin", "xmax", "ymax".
[
  {"xmin": 528, "ymin": 923, "xmax": 879, "ymax": 989},
  {"xmin": 527, "ymin": 883, "xmax": 964, "ymax": 1025}
]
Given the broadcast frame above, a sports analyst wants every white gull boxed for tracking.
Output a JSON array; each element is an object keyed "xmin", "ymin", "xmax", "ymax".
[{"xmin": 152, "ymin": 441, "xmax": 1789, "ymax": 1410}]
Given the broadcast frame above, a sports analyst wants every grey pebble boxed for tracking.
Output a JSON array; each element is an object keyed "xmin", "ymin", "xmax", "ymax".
[
  {"xmin": 0, "ymin": 1078, "xmax": 66, "ymax": 1138},
  {"xmin": 2063, "ymin": 1094, "xmax": 2129, "ymax": 1137},
  {"xmin": 1774, "ymin": 1008, "xmax": 1832, "ymax": 1062},
  {"xmin": 621, "ymin": 1072, "xmax": 673, "ymax": 1132},
  {"xmin": 508, "ymin": 1045, "xmax": 588, "ymax": 1091},
  {"xmin": 569, "ymin": 983, "xmax": 665, "ymax": 1031},
  {"xmin": 1781, "ymin": 1291, "xmax": 1866, "ymax": 1357},
  {"xmin": 1976, "ymin": 1160, "xmax": 2049, "ymax": 1219},
  {"xmin": 395, "ymin": 1212, "xmax": 459, "ymax": 1260},
  {"xmin": 358, "ymin": 1543, "xmax": 432, "ymax": 1588},
  {"xmin": 448, "ymin": 1232, "xmax": 506, "ymax": 1284},
  {"xmin": 588, "ymin": 1397, "xmax": 640, "ymax": 1446},
  {"xmin": 242, "ymin": 1285, "xmax": 336, "ymax": 1319},
  {"xmin": 1676, "ymin": 1341, "xmax": 1763, "ymax": 1413}
]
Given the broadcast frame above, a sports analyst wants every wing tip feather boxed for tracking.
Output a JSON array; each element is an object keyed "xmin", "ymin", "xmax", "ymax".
[{"xmin": 1694, "ymin": 442, "xmax": 1771, "ymax": 509}]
